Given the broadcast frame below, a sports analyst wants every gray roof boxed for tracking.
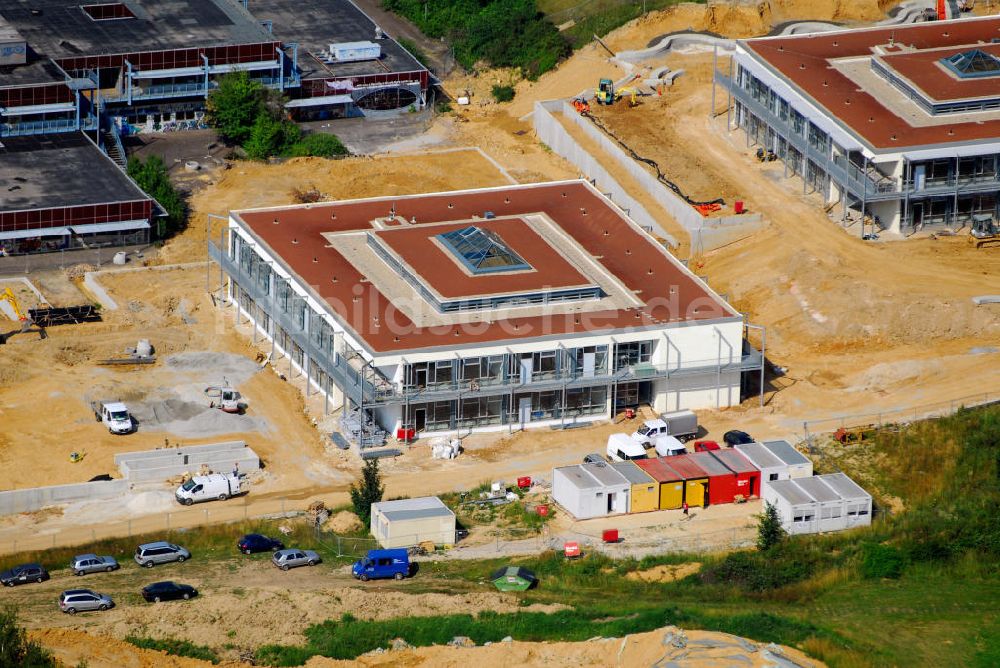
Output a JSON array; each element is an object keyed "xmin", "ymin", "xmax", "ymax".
[
  {"xmin": 247, "ymin": 0, "xmax": 425, "ymax": 80},
  {"xmin": 761, "ymin": 440, "xmax": 811, "ymax": 467},
  {"xmin": 0, "ymin": 133, "xmax": 150, "ymax": 212},
  {"xmin": 767, "ymin": 479, "xmax": 816, "ymax": 506},
  {"xmin": 556, "ymin": 463, "xmax": 628, "ymax": 490},
  {"xmin": 733, "ymin": 442, "xmax": 783, "ymax": 469},
  {"xmin": 0, "ymin": 0, "xmax": 273, "ymax": 61},
  {"xmin": 582, "ymin": 462, "xmax": 629, "ymax": 487},
  {"xmin": 610, "ymin": 461, "xmax": 655, "ymax": 485},
  {"xmin": 373, "ymin": 496, "xmax": 454, "ymax": 522},
  {"xmin": 817, "ymin": 473, "xmax": 870, "ymax": 501},
  {"xmin": 793, "ymin": 476, "xmax": 841, "ymax": 503}
]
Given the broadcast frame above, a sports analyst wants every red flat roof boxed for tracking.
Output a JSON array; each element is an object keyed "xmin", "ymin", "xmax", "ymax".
[
  {"xmin": 879, "ymin": 43, "xmax": 1000, "ymax": 103},
  {"xmin": 744, "ymin": 16, "xmax": 1000, "ymax": 150},
  {"xmin": 372, "ymin": 218, "xmax": 592, "ymax": 299},
  {"xmin": 635, "ymin": 458, "xmax": 684, "ymax": 483},
  {"xmin": 659, "ymin": 454, "xmax": 709, "ymax": 481},
  {"xmin": 234, "ymin": 182, "xmax": 735, "ymax": 355},
  {"xmin": 708, "ymin": 449, "xmax": 758, "ymax": 475}
]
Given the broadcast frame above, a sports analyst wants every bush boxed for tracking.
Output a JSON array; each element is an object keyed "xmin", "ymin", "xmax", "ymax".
[
  {"xmin": 757, "ymin": 500, "xmax": 786, "ymax": 552},
  {"xmin": 350, "ymin": 459, "xmax": 384, "ymax": 529},
  {"xmin": 125, "ymin": 636, "xmax": 219, "ymax": 663},
  {"xmin": 491, "ymin": 84, "xmax": 516, "ymax": 102},
  {"xmin": 383, "ymin": 0, "xmax": 570, "ymax": 79},
  {"xmin": 0, "ymin": 606, "xmax": 55, "ymax": 667},
  {"xmin": 244, "ymin": 113, "xmax": 300, "ymax": 161},
  {"xmin": 126, "ymin": 155, "xmax": 187, "ymax": 237},
  {"xmin": 283, "ymin": 133, "xmax": 349, "ymax": 158},
  {"xmin": 701, "ymin": 550, "xmax": 813, "ymax": 592},
  {"xmin": 861, "ymin": 543, "xmax": 904, "ymax": 579}
]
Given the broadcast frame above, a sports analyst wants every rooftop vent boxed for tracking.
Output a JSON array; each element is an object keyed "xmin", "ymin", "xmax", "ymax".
[{"xmin": 81, "ymin": 3, "xmax": 135, "ymax": 21}]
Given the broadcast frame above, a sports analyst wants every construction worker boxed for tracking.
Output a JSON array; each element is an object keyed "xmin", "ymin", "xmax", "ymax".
[{"xmin": 682, "ymin": 501, "xmax": 689, "ymax": 516}]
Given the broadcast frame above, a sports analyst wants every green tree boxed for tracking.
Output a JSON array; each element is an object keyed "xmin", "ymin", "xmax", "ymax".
[
  {"xmin": 756, "ymin": 500, "xmax": 786, "ymax": 552},
  {"xmin": 206, "ymin": 71, "xmax": 263, "ymax": 144},
  {"xmin": 126, "ymin": 155, "xmax": 188, "ymax": 237},
  {"xmin": 0, "ymin": 605, "xmax": 56, "ymax": 667},
  {"xmin": 350, "ymin": 459, "xmax": 384, "ymax": 529},
  {"xmin": 283, "ymin": 133, "xmax": 349, "ymax": 158}
]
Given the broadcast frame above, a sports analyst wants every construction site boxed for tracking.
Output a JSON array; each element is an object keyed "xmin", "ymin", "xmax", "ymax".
[{"xmin": 0, "ymin": 1, "xmax": 999, "ymax": 666}]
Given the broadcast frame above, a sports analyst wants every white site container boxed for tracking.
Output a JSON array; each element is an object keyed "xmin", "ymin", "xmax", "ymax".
[{"xmin": 329, "ymin": 41, "xmax": 381, "ymax": 63}]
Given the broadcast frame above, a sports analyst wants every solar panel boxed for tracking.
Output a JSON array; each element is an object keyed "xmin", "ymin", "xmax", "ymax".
[{"xmin": 437, "ymin": 226, "xmax": 531, "ymax": 274}]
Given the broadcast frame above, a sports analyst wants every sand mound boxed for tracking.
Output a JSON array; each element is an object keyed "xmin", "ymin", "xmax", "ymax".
[
  {"xmin": 625, "ymin": 561, "xmax": 702, "ymax": 583},
  {"xmin": 327, "ymin": 510, "xmax": 363, "ymax": 533}
]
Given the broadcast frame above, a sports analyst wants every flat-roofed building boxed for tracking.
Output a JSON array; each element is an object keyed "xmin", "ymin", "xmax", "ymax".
[{"xmin": 212, "ymin": 180, "xmax": 765, "ymax": 444}]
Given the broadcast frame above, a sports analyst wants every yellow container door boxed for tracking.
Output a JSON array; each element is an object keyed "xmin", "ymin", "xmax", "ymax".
[
  {"xmin": 685, "ymin": 479, "xmax": 708, "ymax": 507},
  {"xmin": 660, "ymin": 482, "xmax": 684, "ymax": 509},
  {"xmin": 631, "ymin": 484, "xmax": 657, "ymax": 513}
]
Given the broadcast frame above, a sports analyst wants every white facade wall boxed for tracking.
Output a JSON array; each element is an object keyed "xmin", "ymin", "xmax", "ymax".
[{"xmin": 763, "ymin": 483, "xmax": 818, "ymax": 536}]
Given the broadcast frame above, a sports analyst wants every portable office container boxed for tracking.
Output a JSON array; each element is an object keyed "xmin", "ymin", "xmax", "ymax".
[
  {"xmin": 370, "ymin": 497, "xmax": 456, "ymax": 548},
  {"xmin": 634, "ymin": 458, "xmax": 685, "ymax": 509},
  {"xmin": 734, "ymin": 442, "xmax": 789, "ymax": 487},
  {"xmin": 818, "ymin": 473, "xmax": 872, "ymax": 530},
  {"xmin": 687, "ymin": 451, "xmax": 740, "ymax": 505},
  {"xmin": 760, "ymin": 440, "xmax": 813, "ymax": 478},
  {"xmin": 793, "ymin": 476, "xmax": 845, "ymax": 532},
  {"xmin": 551, "ymin": 463, "xmax": 629, "ymax": 519},
  {"xmin": 610, "ymin": 461, "xmax": 659, "ymax": 513},
  {"xmin": 710, "ymin": 448, "xmax": 760, "ymax": 498},
  {"xmin": 763, "ymin": 473, "xmax": 872, "ymax": 535},
  {"xmin": 763, "ymin": 479, "xmax": 819, "ymax": 535},
  {"xmin": 660, "ymin": 454, "xmax": 710, "ymax": 507}
]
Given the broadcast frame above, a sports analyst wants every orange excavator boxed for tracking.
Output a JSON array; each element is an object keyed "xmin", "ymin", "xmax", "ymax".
[{"xmin": 0, "ymin": 287, "xmax": 46, "ymax": 344}]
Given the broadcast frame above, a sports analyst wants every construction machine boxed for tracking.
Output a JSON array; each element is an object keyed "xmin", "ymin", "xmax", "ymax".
[
  {"xmin": 970, "ymin": 215, "xmax": 999, "ymax": 248},
  {"xmin": 0, "ymin": 287, "xmax": 46, "ymax": 344},
  {"xmin": 596, "ymin": 78, "xmax": 615, "ymax": 105}
]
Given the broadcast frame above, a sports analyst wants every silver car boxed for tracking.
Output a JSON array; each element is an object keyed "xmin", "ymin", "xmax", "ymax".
[
  {"xmin": 71, "ymin": 554, "xmax": 120, "ymax": 576},
  {"xmin": 134, "ymin": 541, "xmax": 191, "ymax": 568},
  {"xmin": 271, "ymin": 548, "xmax": 321, "ymax": 571},
  {"xmin": 59, "ymin": 589, "xmax": 114, "ymax": 614}
]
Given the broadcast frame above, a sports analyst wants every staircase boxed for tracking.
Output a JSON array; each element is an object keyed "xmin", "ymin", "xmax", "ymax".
[{"xmin": 102, "ymin": 130, "xmax": 127, "ymax": 169}]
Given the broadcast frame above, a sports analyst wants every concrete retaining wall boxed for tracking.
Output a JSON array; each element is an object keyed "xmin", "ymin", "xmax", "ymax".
[
  {"xmin": 0, "ymin": 480, "xmax": 129, "ymax": 515},
  {"xmin": 116, "ymin": 441, "xmax": 259, "ymax": 483},
  {"xmin": 534, "ymin": 100, "xmax": 679, "ymax": 248}
]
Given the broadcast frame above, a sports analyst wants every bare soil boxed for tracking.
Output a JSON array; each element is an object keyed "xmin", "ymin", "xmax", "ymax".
[{"xmin": 625, "ymin": 561, "xmax": 702, "ymax": 583}]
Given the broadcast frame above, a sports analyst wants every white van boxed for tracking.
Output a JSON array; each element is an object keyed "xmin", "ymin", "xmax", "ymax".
[
  {"xmin": 607, "ymin": 433, "xmax": 648, "ymax": 462},
  {"xmin": 95, "ymin": 401, "xmax": 133, "ymax": 435},
  {"xmin": 653, "ymin": 435, "xmax": 687, "ymax": 457},
  {"xmin": 175, "ymin": 474, "xmax": 246, "ymax": 505}
]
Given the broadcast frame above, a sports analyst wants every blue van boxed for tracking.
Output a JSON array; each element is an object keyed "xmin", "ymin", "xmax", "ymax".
[{"xmin": 351, "ymin": 549, "xmax": 410, "ymax": 581}]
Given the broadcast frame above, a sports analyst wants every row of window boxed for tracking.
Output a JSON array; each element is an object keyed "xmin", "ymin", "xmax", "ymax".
[{"xmin": 410, "ymin": 385, "xmax": 610, "ymax": 431}]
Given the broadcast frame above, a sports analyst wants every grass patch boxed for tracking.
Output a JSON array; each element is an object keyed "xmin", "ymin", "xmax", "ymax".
[
  {"xmin": 491, "ymin": 84, "xmax": 516, "ymax": 102},
  {"xmin": 125, "ymin": 636, "xmax": 219, "ymax": 663}
]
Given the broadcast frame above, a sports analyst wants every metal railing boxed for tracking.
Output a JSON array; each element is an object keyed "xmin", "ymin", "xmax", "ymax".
[{"xmin": 0, "ymin": 118, "xmax": 79, "ymax": 137}]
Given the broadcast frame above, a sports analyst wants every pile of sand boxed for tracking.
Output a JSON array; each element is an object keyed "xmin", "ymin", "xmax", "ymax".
[
  {"xmin": 625, "ymin": 561, "xmax": 702, "ymax": 583},
  {"xmin": 326, "ymin": 510, "xmax": 363, "ymax": 533}
]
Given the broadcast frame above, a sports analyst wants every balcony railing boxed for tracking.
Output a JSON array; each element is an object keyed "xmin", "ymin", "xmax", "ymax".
[{"xmin": 0, "ymin": 118, "xmax": 79, "ymax": 137}]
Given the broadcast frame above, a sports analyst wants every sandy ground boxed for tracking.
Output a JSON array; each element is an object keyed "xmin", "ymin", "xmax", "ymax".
[{"xmin": 29, "ymin": 623, "xmax": 824, "ymax": 668}]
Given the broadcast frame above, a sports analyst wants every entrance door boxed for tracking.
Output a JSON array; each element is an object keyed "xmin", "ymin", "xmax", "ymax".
[
  {"xmin": 519, "ymin": 356, "xmax": 533, "ymax": 384},
  {"xmin": 414, "ymin": 367, "xmax": 427, "ymax": 388},
  {"xmin": 914, "ymin": 164, "xmax": 926, "ymax": 191},
  {"xmin": 518, "ymin": 397, "xmax": 532, "ymax": 425},
  {"xmin": 912, "ymin": 202, "xmax": 924, "ymax": 228},
  {"xmin": 607, "ymin": 492, "xmax": 616, "ymax": 513},
  {"xmin": 582, "ymin": 352, "xmax": 596, "ymax": 378},
  {"xmin": 413, "ymin": 408, "xmax": 426, "ymax": 432}
]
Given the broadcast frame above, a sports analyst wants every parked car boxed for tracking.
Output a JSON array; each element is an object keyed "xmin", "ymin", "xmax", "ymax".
[
  {"xmin": 694, "ymin": 440, "xmax": 721, "ymax": 452},
  {"xmin": 582, "ymin": 452, "xmax": 606, "ymax": 465},
  {"xmin": 59, "ymin": 589, "xmax": 114, "ymax": 614},
  {"xmin": 271, "ymin": 549, "xmax": 321, "ymax": 571},
  {"xmin": 71, "ymin": 554, "xmax": 120, "ymax": 576},
  {"xmin": 352, "ymin": 549, "xmax": 410, "ymax": 582},
  {"xmin": 141, "ymin": 581, "xmax": 197, "ymax": 603},
  {"xmin": 134, "ymin": 541, "xmax": 190, "ymax": 568},
  {"xmin": 237, "ymin": 534, "xmax": 285, "ymax": 555},
  {"xmin": 723, "ymin": 430, "xmax": 754, "ymax": 447},
  {"xmin": 1, "ymin": 563, "xmax": 49, "ymax": 587}
]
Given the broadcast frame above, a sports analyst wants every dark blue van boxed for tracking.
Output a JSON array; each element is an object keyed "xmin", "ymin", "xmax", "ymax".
[{"xmin": 351, "ymin": 549, "xmax": 410, "ymax": 581}]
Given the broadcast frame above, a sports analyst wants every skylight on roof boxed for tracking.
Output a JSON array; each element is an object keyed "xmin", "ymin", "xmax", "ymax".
[
  {"xmin": 942, "ymin": 49, "xmax": 1000, "ymax": 79},
  {"xmin": 81, "ymin": 3, "xmax": 135, "ymax": 21},
  {"xmin": 437, "ymin": 225, "xmax": 531, "ymax": 274}
]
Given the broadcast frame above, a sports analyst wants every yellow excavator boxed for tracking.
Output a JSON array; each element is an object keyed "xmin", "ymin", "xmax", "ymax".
[
  {"xmin": 0, "ymin": 287, "xmax": 46, "ymax": 344},
  {"xmin": 594, "ymin": 79, "xmax": 642, "ymax": 107}
]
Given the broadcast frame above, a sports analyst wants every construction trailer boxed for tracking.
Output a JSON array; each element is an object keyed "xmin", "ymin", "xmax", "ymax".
[
  {"xmin": 662, "ymin": 454, "xmax": 711, "ymax": 508},
  {"xmin": 370, "ymin": 497, "xmax": 456, "ymax": 549},
  {"xmin": 635, "ymin": 457, "xmax": 686, "ymax": 510},
  {"xmin": 709, "ymin": 448, "xmax": 761, "ymax": 498},
  {"xmin": 734, "ymin": 442, "xmax": 796, "ymax": 487},
  {"xmin": 760, "ymin": 440, "xmax": 813, "ymax": 478},
  {"xmin": 688, "ymin": 451, "xmax": 743, "ymax": 506},
  {"xmin": 551, "ymin": 463, "xmax": 630, "ymax": 519},
  {"xmin": 609, "ymin": 460, "xmax": 659, "ymax": 513},
  {"xmin": 763, "ymin": 473, "xmax": 872, "ymax": 535}
]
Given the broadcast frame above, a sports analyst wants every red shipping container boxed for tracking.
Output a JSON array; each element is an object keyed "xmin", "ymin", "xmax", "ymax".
[
  {"xmin": 536, "ymin": 504, "xmax": 549, "ymax": 516},
  {"xmin": 686, "ymin": 451, "xmax": 740, "ymax": 505},
  {"xmin": 517, "ymin": 476, "xmax": 532, "ymax": 489},
  {"xmin": 709, "ymin": 449, "xmax": 761, "ymax": 498},
  {"xmin": 564, "ymin": 541, "xmax": 581, "ymax": 558},
  {"xmin": 602, "ymin": 529, "xmax": 619, "ymax": 543}
]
